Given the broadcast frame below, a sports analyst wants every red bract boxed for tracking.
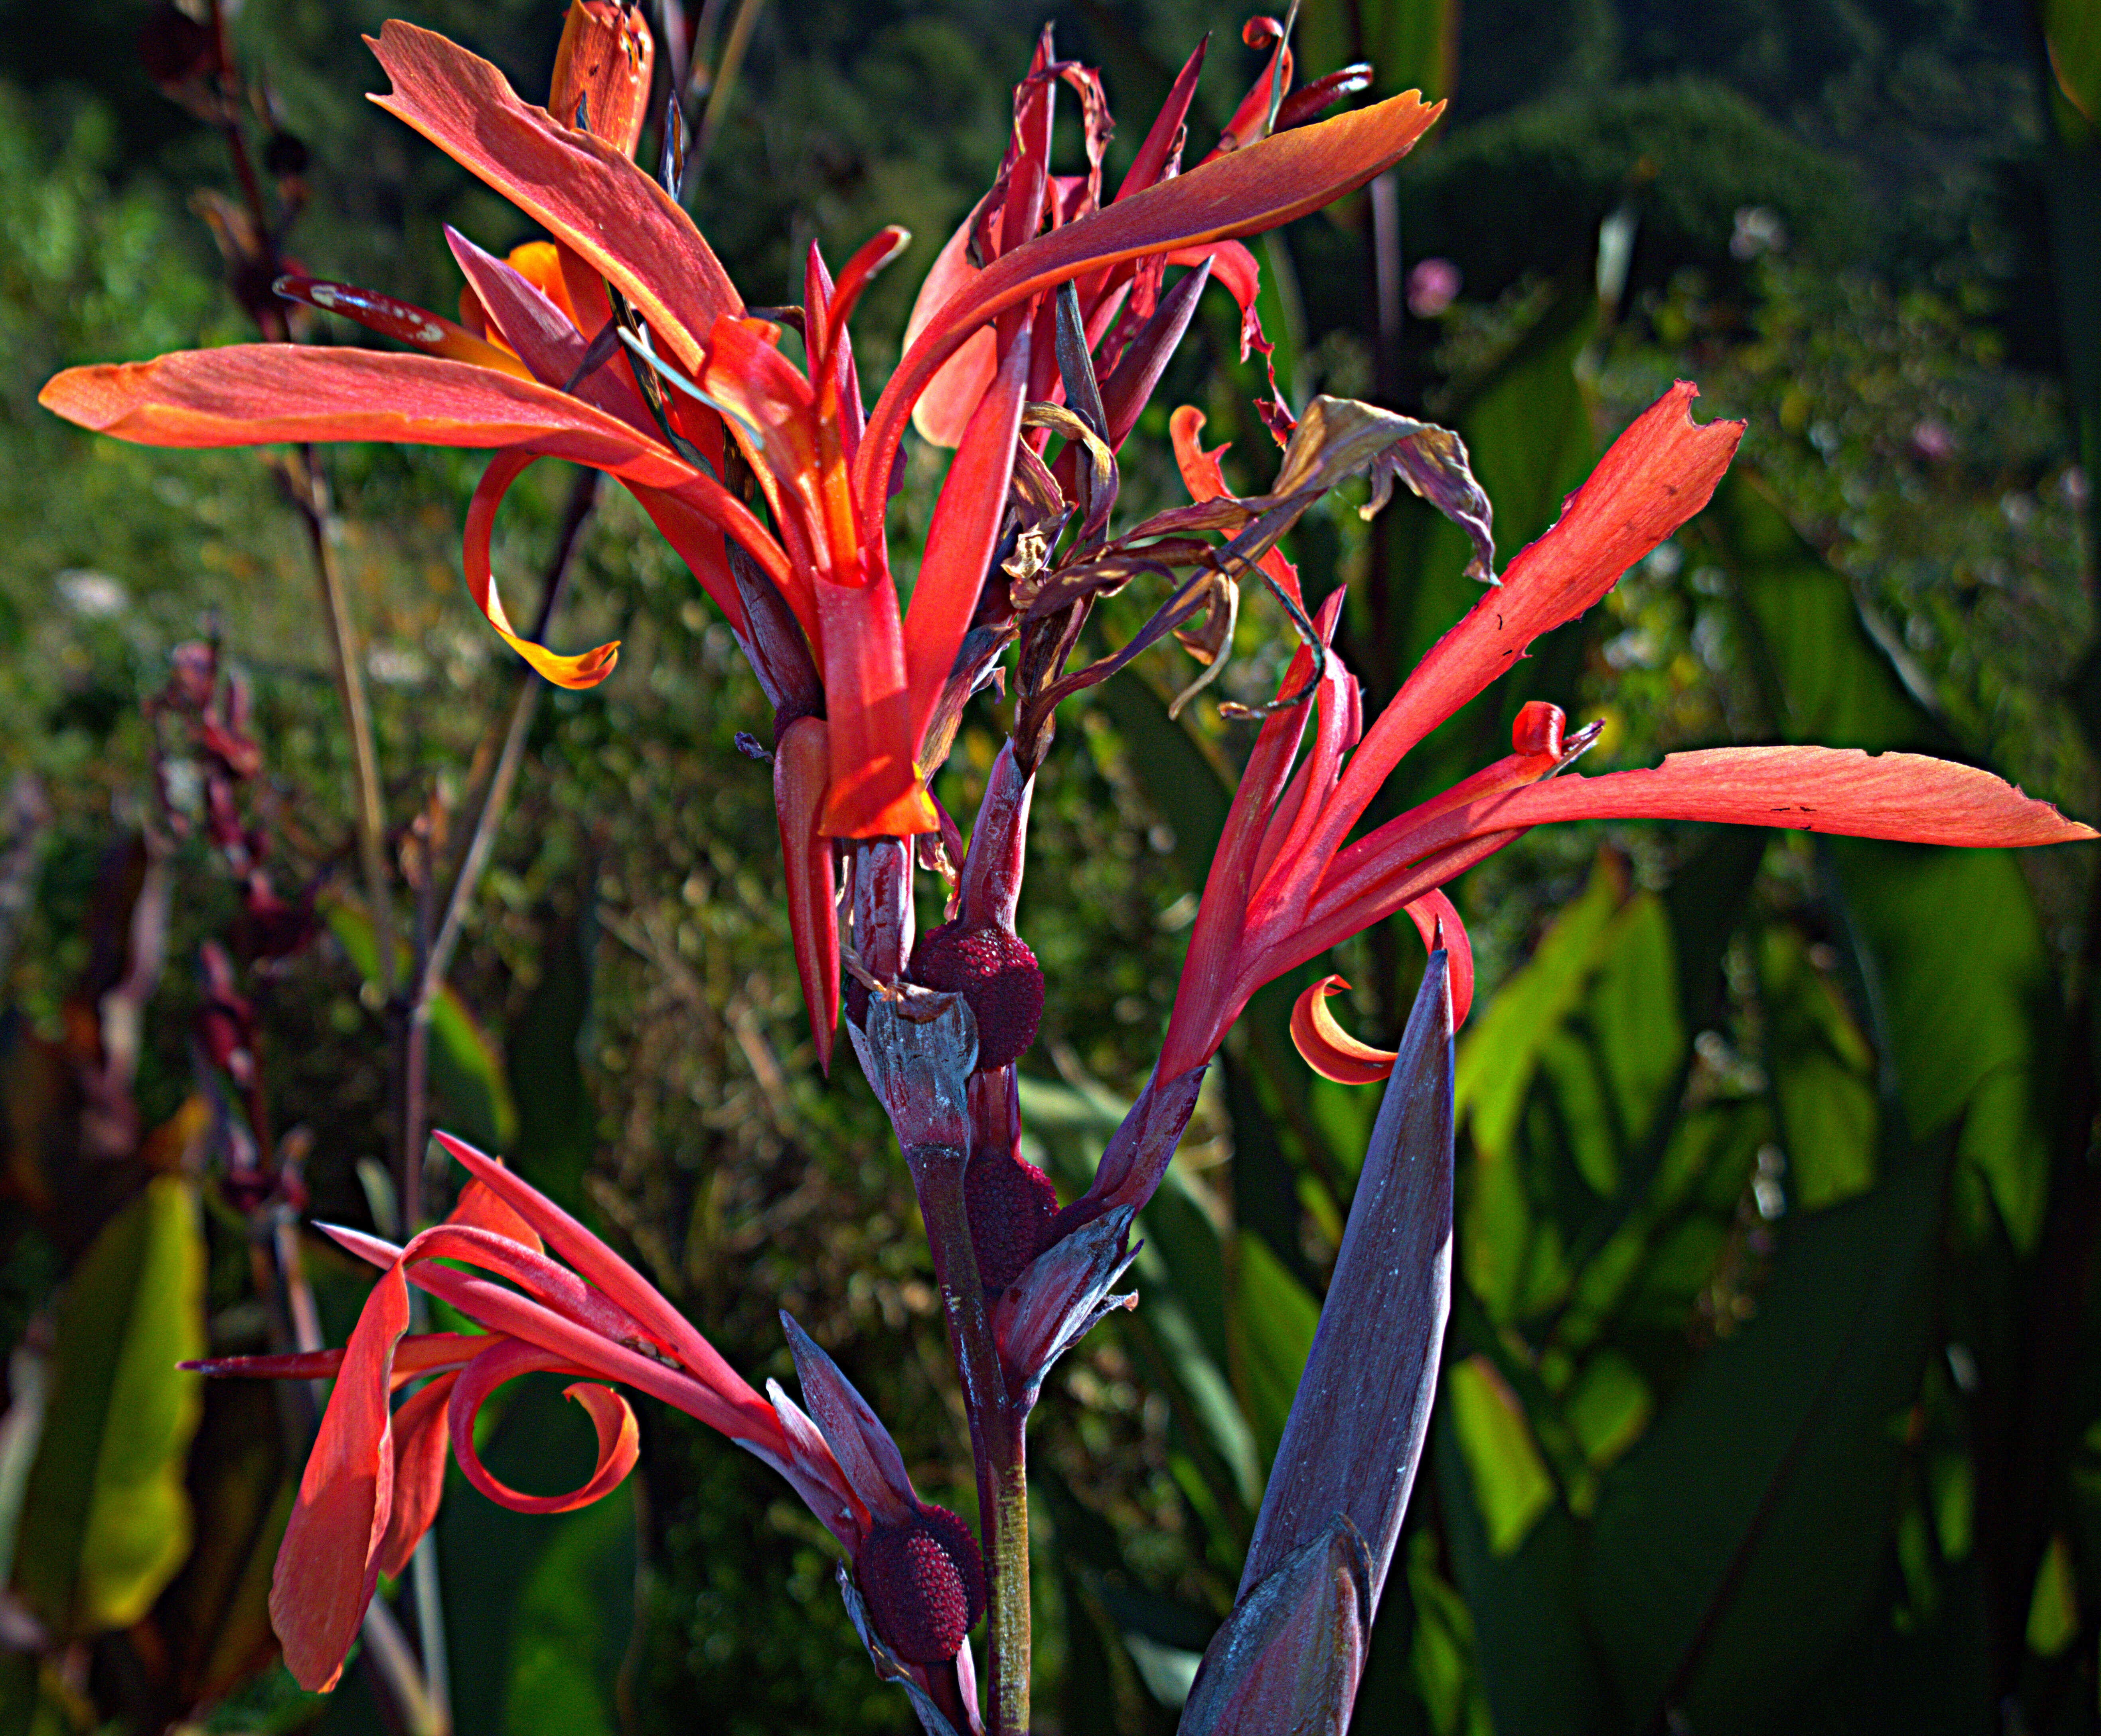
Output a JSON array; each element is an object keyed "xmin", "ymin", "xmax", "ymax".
[{"xmin": 41, "ymin": 20, "xmax": 1439, "ymax": 851}]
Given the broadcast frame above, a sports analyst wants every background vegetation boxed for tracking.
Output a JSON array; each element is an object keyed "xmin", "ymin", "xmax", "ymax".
[{"xmin": 2, "ymin": 0, "xmax": 2099, "ymax": 1732}]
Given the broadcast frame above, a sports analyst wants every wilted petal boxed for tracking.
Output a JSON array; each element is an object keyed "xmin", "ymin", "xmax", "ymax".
[
  {"xmin": 446, "ymin": 1338, "xmax": 640, "ymax": 1512},
  {"xmin": 1289, "ymin": 977, "xmax": 1393, "ymax": 1085},
  {"xmin": 847, "ymin": 993, "xmax": 977, "ymax": 1152},
  {"xmin": 1242, "ymin": 950, "xmax": 1452, "ymax": 1609},
  {"xmin": 269, "ymin": 1261, "xmax": 410, "ymax": 1691},
  {"xmin": 1179, "ymin": 1517, "xmax": 1372, "ymax": 1736}
]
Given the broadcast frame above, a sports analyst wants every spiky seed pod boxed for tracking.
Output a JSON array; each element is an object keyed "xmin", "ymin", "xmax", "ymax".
[
  {"xmin": 966, "ymin": 1146, "xmax": 1059, "ymax": 1293},
  {"xmin": 856, "ymin": 1505, "xmax": 986, "ymax": 1665},
  {"xmin": 908, "ymin": 921, "xmax": 1045, "ymax": 1070}
]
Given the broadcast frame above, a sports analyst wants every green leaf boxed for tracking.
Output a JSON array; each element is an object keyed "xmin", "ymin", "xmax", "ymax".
[
  {"xmin": 10, "ymin": 1176, "xmax": 204, "ymax": 1637},
  {"xmin": 504, "ymin": 1493, "xmax": 636, "ymax": 1736},
  {"xmin": 1580, "ymin": 1147, "xmax": 1946, "ymax": 1733},
  {"xmin": 1757, "ymin": 924, "xmax": 1877, "ymax": 1211},
  {"xmin": 2045, "ymin": 0, "xmax": 2101, "ymax": 127},
  {"xmin": 325, "ymin": 900, "xmax": 519, "ymax": 1152},
  {"xmin": 507, "ymin": 891, "xmax": 599, "ymax": 1215},
  {"xmin": 1830, "ymin": 840, "xmax": 2058, "ymax": 1252},
  {"xmin": 1445, "ymin": 1353, "xmax": 1556, "ymax": 1556},
  {"xmin": 1225, "ymin": 1230, "xmax": 1321, "ymax": 1474}
]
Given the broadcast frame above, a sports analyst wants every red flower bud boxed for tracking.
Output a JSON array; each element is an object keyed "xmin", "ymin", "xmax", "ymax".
[
  {"xmin": 1511, "ymin": 699, "xmax": 1565, "ymax": 759},
  {"xmin": 907, "ymin": 922, "xmax": 1043, "ymax": 1071},
  {"xmin": 550, "ymin": 0, "xmax": 655, "ymax": 160},
  {"xmin": 855, "ymin": 1505, "xmax": 985, "ymax": 1666}
]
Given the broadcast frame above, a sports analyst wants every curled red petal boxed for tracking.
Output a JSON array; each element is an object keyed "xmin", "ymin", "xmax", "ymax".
[
  {"xmin": 466, "ymin": 452, "xmax": 620, "ymax": 688},
  {"xmin": 1290, "ymin": 976, "xmax": 1395, "ymax": 1085},
  {"xmin": 367, "ymin": 22, "xmax": 739, "ymax": 375},
  {"xmin": 446, "ymin": 1339, "xmax": 639, "ymax": 1513},
  {"xmin": 269, "ymin": 1262, "xmax": 409, "ymax": 1691},
  {"xmin": 774, "ymin": 717, "xmax": 840, "ymax": 1074},
  {"xmin": 377, "ymin": 1371, "xmax": 458, "ymax": 1578}
]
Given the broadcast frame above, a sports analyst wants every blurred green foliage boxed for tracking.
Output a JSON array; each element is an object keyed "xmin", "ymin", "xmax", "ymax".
[{"xmin": 1, "ymin": 0, "xmax": 2098, "ymax": 1733}]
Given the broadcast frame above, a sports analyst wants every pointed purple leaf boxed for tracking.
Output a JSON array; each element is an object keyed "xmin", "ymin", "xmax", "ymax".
[
  {"xmin": 991, "ymin": 1203, "xmax": 1139, "ymax": 1410},
  {"xmin": 1178, "ymin": 1515, "xmax": 1372, "ymax": 1736},
  {"xmin": 780, "ymin": 1311, "xmax": 919, "ymax": 1525},
  {"xmin": 1240, "ymin": 948, "xmax": 1453, "ymax": 1612}
]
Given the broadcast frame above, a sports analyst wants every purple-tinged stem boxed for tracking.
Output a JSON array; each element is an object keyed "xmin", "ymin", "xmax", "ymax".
[
  {"xmin": 909, "ymin": 1140, "xmax": 1029, "ymax": 1736},
  {"xmin": 853, "ymin": 836, "xmax": 914, "ymax": 980},
  {"xmin": 957, "ymin": 744, "xmax": 1033, "ymax": 931}
]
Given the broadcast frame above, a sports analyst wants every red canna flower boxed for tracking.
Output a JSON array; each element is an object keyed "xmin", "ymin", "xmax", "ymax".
[
  {"xmin": 1071, "ymin": 382, "xmax": 2095, "ymax": 1220},
  {"xmin": 40, "ymin": 22, "xmax": 1438, "ymax": 846},
  {"xmin": 193, "ymin": 1133, "xmax": 973, "ymax": 1699}
]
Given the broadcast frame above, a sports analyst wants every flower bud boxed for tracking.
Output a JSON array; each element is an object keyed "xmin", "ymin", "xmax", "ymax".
[
  {"xmin": 550, "ymin": 0, "xmax": 654, "ymax": 160},
  {"xmin": 855, "ymin": 1505, "xmax": 985, "ymax": 1665},
  {"xmin": 907, "ymin": 922, "xmax": 1043, "ymax": 1071},
  {"xmin": 1511, "ymin": 699, "xmax": 1566, "ymax": 759}
]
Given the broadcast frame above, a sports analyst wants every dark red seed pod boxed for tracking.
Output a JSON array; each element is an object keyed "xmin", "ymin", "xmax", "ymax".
[
  {"xmin": 966, "ymin": 1146, "xmax": 1058, "ymax": 1293},
  {"xmin": 856, "ymin": 1505, "xmax": 985, "ymax": 1665},
  {"xmin": 908, "ymin": 922, "xmax": 1044, "ymax": 1071}
]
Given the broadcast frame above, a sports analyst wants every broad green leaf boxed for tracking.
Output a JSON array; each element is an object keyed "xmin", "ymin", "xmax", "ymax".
[
  {"xmin": 1457, "ymin": 863, "xmax": 1621, "ymax": 1158},
  {"xmin": 507, "ymin": 891, "xmax": 599, "ymax": 1214},
  {"xmin": 2028, "ymin": 1533, "xmax": 2080, "ymax": 1659},
  {"xmin": 1757, "ymin": 924, "xmax": 1877, "ymax": 1210},
  {"xmin": 11, "ymin": 1176, "xmax": 203, "ymax": 1637},
  {"xmin": 2045, "ymin": 0, "xmax": 2101, "ymax": 126},
  {"xmin": 1445, "ymin": 1354, "xmax": 1554, "ymax": 1556},
  {"xmin": 505, "ymin": 1492, "xmax": 636, "ymax": 1736},
  {"xmin": 1225, "ymin": 1230, "xmax": 1322, "ymax": 1475},
  {"xmin": 1297, "ymin": 0, "xmax": 1458, "ymax": 105},
  {"xmin": 1581, "ymin": 1148, "xmax": 1945, "ymax": 1733},
  {"xmin": 1829, "ymin": 840, "xmax": 2058, "ymax": 1251},
  {"xmin": 1583, "ymin": 894, "xmax": 1683, "ymax": 1157},
  {"xmin": 325, "ymin": 900, "xmax": 519, "ymax": 1153},
  {"xmin": 1564, "ymin": 1351, "xmax": 1653, "ymax": 1470},
  {"xmin": 1709, "ymin": 473, "xmax": 1946, "ymax": 754}
]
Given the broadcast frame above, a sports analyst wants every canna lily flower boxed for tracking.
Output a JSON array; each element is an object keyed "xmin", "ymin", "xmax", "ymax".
[
  {"xmin": 40, "ymin": 20, "xmax": 1438, "ymax": 846},
  {"xmin": 1071, "ymin": 382, "xmax": 2095, "ymax": 1221},
  {"xmin": 193, "ymin": 1133, "xmax": 985, "ymax": 1706}
]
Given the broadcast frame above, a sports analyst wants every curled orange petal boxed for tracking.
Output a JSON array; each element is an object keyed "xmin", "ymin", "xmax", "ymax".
[
  {"xmin": 465, "ymin": 452, "xmax": 620, "ymax": 688},
  {"xmin": 1291, "ymin": 976, "xmax": 1397, "ymax": 1085}
]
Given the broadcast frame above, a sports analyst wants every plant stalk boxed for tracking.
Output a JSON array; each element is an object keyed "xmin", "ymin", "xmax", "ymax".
[{"xmin": 911, "ymin": 1143, "xmax": 1029, "ymax": 1736}]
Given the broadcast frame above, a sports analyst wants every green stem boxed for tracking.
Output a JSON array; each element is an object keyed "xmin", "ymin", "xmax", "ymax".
[{"xmin": 911, "ymin": 1143, "xmax": 1029, "ymax": 1736}]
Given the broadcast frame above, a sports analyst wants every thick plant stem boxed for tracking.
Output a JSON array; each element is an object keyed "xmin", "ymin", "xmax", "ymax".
[{"xmin": 912, "ymin": 1143, "xmax": 1029, "ymax": 1736}]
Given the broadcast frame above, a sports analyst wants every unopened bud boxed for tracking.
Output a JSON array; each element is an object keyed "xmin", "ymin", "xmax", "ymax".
[
  {"xmin": 908, "ymin": 922, "xmax": 1043, "ymax": 1071},
  {"xmin": 855, "ymin": 1506, "xmax": 985, "ymax": 1666},
  {"xmin": 550, "ymin": 0, "xmax": 654, "ymax": 160}
]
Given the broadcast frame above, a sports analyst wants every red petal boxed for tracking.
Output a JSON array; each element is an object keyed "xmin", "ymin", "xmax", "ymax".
[
  {"xmin": 774, "ymin": 717, "xmax": 840, "ymax": 1075},
  {"xmin": 186, "ymin": 1332, "xmax": 488, "ymax": 1387},
  {"xmin": 1290, "ymin": 976, "xmax": 1395, "ymax": 1084},
  {"xmin": 814, "ymin": 577, "xmax": 938, "ymax": 838},
  {"xmin": 1112, "ymin": 36, "xmax": 1208, "ymax": 202},
  {"xmin": 40, "ymin": 347, "xmax": 699, "ymax": 486},
  {"xmin": 376, "ymin": 1371, "xmax": 458, "ymax": 1578},
  {"xmin": 904, "ymin": 327, "xmax": 1031, "ymax": 754},
  {"xmin": 900, "ymin": 199, "xmax": 1000, "ymax": 449},
  {"xmin": 859, "ymin": 89, "xmax": 1445, "ymax": 537},
  {"xmin": 269, "ymin": 1262, "xmax": 410, "ymax": 1691},
  {"xmin": 1455, "ymin": 747, "xmax": 2098, "ymax": 848},
  {"xmin": 446, "ymin": 1340, "xmax": 639, "ymax": 1513},
  {"xmin": 445, "ymin": 1173, "xmax": 544, "ymax": 1251},
  {"xmin": 366, "ymin": 22, "xmax": 739, "ymax": 375},
  {"xmin": 1321, "ymin": 384, "xmax": 1743, "ymax": 852}
]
